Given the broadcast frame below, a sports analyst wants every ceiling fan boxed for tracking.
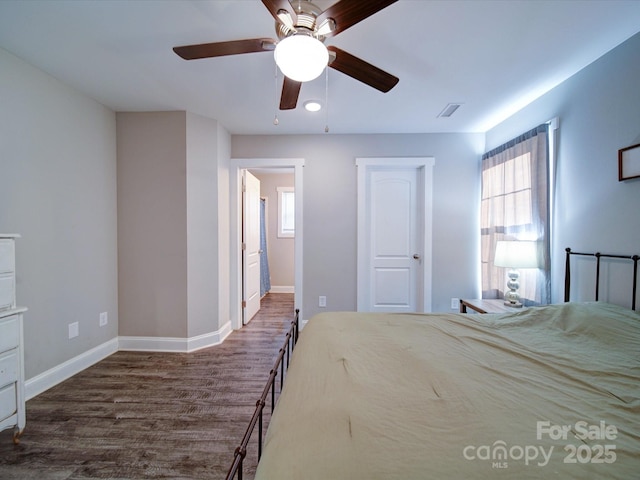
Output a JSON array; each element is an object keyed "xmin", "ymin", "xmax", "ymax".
[{"xmin": 173, "ymin": 0, "xmax": 399, "ymax": 110}]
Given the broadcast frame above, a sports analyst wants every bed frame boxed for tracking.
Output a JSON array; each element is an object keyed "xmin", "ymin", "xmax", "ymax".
[
  {"xmin": 225, "ymin": 309, "xmax": 299, "ymax": 480},
  {"xmin": 564, "ymin": 247, "xmax": 639, "ymax": 310}
]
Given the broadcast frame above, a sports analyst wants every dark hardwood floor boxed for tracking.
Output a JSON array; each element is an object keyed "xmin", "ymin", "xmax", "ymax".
[{"xmin": 0, "ymin": 293, "xmax": 295, "ymax": 480}]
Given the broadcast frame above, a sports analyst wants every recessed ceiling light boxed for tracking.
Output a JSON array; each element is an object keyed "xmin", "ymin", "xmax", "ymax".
[{"xmin": 304, "ymin": 100, "xmax": 322, "ymax": 112}]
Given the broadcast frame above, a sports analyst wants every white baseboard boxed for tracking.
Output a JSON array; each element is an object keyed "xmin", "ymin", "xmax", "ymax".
[
  {"xmin": 269, "ymin": 286, "xmax": 294, "ymax": 294},
  {"xmin": 188, "ymin": 321, "xmax": 233, "ymax": 351},
  {"xmin": 25, "ymin": 322, "xmax": 233, "ymax": 400},
  {"xmin": 118, "ymin": 320, "xmax": 232, "ymax": 353},
  {"xmin": 25, "ymin": 337, "xmax": 119, "ymax": 401}
]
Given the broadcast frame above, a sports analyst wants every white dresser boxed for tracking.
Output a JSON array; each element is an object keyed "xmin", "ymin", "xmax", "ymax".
[{"xmin": 0, "ymin": 234, "xmax": 26, "ymax": 444}]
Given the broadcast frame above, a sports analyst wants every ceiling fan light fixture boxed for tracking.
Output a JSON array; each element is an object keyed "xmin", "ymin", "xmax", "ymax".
[
  {"xmin": 316, "ymin": 18, "xmax": 336, "ymax": 36},
  {"xmin": 274, "ymin": 35, "xmax": 328, "ymax": 82},
  {"xmin": 276, "ymin": 10, "xmax": 295, "ymax": 31}
]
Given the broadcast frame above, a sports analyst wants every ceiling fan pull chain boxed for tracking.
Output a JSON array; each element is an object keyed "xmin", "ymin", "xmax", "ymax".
[
  {"xmin": 324, "ymin": 67, "xmax": 329, "ymax": 133},
  {"xmin": 273, "ymin": 63, "xmax": 280, "ymax": 126}
]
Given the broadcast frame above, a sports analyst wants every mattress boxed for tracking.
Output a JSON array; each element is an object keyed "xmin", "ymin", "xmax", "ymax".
[{"xmin": 255, "ymin": 302, "xmax": 640, "ymax": 479}]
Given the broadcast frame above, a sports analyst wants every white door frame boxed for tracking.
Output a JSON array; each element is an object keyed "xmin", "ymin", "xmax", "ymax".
[
  {"xmin": 356, "ymin": 157, "xmax": 435, "ymax": 312},
  {"xmin": 230, "ymin": 158, "xmax": 304, "ymax": 331}
]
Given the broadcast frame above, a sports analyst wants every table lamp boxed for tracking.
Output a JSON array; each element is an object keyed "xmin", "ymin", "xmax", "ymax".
[{"xmin": 494, "ymin": 240, "xmax": 539, "ymax": 307}]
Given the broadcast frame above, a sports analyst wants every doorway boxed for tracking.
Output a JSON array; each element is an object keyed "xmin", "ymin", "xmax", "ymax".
[
  {"xmin": 230, "ymin": 158, "xmax": 304, "ymax": 331},
  {"xmin": 250, "ymin": 170, "xmax": 295, "ymax": 297},
  {"xmin": 356, "ymin": 157, "xmax": 435, "ymax": 313}
]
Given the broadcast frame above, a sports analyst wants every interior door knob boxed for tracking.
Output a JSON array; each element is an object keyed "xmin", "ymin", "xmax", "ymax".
[{"xmin": 413, "ymin": 254, "xmax": 420, "ymax": 260}]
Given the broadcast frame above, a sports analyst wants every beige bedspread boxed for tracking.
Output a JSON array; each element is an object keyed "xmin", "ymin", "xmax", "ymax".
[{"xmin": 255, "ymin": 302, "xmax": 640, "ymax": 479}]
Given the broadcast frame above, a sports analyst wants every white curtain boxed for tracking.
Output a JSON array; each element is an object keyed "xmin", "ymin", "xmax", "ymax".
[{"xmin": 481, "ymin": 124, "xmax": 550, "ymax": 305}]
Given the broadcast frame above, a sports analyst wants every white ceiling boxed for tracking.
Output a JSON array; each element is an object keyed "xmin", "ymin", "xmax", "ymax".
[{"xmin": 1, "ymin": 0, "xmax": 639, "ymax": 135}]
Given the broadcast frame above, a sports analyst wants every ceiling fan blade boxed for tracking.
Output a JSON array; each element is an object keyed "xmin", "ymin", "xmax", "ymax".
[
  {"xmin": 316, "ymin": 0, "xmax": 398, "ymax": 37},
  {"xmin": 280, "ymin": 77, "xmax": 302, "ymax": 110},
  {"xmin": 327, "ymin": 46, "xmax": 398, "ymax": 93},
  {"xmin": 173, "ymin": 38, "xmax": 276, "ymax": 60},
  {"xmin": 261, "ymin": 0, "xmax": 298, "ymax": 27}
]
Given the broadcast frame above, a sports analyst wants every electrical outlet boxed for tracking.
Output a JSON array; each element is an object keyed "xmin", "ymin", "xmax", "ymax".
[
  {"xmin": 99, "ymin": 312, "xmax": 108, "ymax": 327},
  {"xmin": 451, "ymin": 297, "xmax": 460, "ymax": 310},
  {"xmin": 319, "ymin": 296, "xmax": 327, "ymax": 308},
  {"xmin": 68, "ymin": 322, "xmax": 79, "ymax": 339}
]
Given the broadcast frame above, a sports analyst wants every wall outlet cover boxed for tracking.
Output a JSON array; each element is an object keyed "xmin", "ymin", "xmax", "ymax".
[{"xmin": 68, "ymin": 322, "xmax": 79, "ymax": 339}]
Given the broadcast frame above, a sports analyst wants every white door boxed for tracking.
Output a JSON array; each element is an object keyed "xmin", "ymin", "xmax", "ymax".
[
  {"xmin": 243, "ymin": 170, "xmax": 261, "ymax": 324},
  {"xmin": 357, "ymin": 158, "xmax": 434, "ymax": 313}
]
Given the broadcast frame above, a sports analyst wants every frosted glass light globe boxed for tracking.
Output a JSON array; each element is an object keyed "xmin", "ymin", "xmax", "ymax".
[{"xmin": 274, "ymin": 35, "xmax": 328, "ymax": 82}]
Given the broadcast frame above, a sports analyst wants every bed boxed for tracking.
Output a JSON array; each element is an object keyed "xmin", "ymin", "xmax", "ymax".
[{"xmin": 227, "ymin": 250, "xmax": 640, "ymax": 479}]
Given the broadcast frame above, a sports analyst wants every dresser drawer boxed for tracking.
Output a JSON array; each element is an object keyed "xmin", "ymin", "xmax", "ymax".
[
  {"xmin": 0, "ymin": 316, "xmax": 19, "ymax": 352},
  {"xmin": 0, "ymin": 351, "xmax": 18, "ymax": 388},
  {"xmin": 0, "ymin": 383, "xmax": 17, "ymax": 421},
  {"xmin": 0, "ymin": 240, "xmax": 15, "ymax": 274},
  {"xmin": 0, "ymin": 274, "xmax": 14, "ymax": 312}
]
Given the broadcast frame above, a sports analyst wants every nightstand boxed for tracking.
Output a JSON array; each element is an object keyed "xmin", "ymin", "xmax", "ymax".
[{"xmin": 459, "ymin": 298, "xmax": 524, "ymax": 314}]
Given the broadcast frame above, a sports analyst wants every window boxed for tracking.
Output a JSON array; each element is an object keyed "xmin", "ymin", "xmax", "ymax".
[
  {"xmin": 481, "ymin": 153, "xmax": 533, "ymax": 231},
  {"xmin": 277, "ymin": 187, "xmax": 294, "ymax": 238},
  {"xmin": 481, "ymin": 124, "xmax": 550, "ymax": 305}
]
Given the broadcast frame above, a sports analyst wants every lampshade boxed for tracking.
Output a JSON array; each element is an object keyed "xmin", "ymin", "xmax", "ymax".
[
  {"xmin": 494, "ymin": 241, "xmax": 539, "ymax": 269},
  {"xmin": 274, "ymin": 35, "xmax": 328, "ymax": 83}
]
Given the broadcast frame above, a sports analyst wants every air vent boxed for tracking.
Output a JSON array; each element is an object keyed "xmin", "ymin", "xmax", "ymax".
[{"xmin": 437, "ymin": 103, "xmax": 462, "ymax": 118}]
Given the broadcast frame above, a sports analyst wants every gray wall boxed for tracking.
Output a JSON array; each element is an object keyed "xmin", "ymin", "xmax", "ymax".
[
  {"xmin": 187, "ymin": 112, "xmax": 229, "ymax": 337},
  {"xmin": 117, "ymin": 111, "xmax": 231, "ymax": 338},
  {"xmin": 214, "ymin": 120, "xmax": 232, "ymax": 334},
  {"xmin": 486, "ymin": 31, "xmax": 640, "ymax": 307},
  {"xmin": 1, "ymin": 46, "xmax": 231, "ymax": 383},
  {"xmin": 0, "ymin": 48, "xmax": 118, "ymax": 379},
  {"xmin": 117, "ymin": 112, "xmax": 188, "ymax": 337},
  {"xmin": 232, "ymin": 133, "xmax": 485, "ymax": 315}
]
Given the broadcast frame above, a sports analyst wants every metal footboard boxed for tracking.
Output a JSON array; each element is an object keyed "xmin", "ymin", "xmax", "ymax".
[{"xmin": 225, "ymin": 308, "xmax": 300, "ymax": 480}]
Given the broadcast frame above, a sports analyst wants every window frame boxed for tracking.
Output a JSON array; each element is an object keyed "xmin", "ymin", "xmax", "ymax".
[{"xmin": 277, "ymin": 186, "xmax": 295, "ymax": 238}]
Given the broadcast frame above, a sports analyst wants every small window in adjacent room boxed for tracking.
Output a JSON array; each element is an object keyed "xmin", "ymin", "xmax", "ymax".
[{"xmin": 277, "ymin": 187, "xmax": 294, "ymax": 238}]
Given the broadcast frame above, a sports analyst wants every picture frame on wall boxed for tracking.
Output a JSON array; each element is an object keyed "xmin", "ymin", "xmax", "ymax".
[{"xmin": 618, "ymin": 143, "xmax": 640, "ymax": 181}]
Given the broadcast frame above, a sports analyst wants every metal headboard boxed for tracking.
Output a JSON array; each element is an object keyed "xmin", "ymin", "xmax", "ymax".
[{"xmin": 564, "ymin": 248, "xmax": 639, "ymax": 310}]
